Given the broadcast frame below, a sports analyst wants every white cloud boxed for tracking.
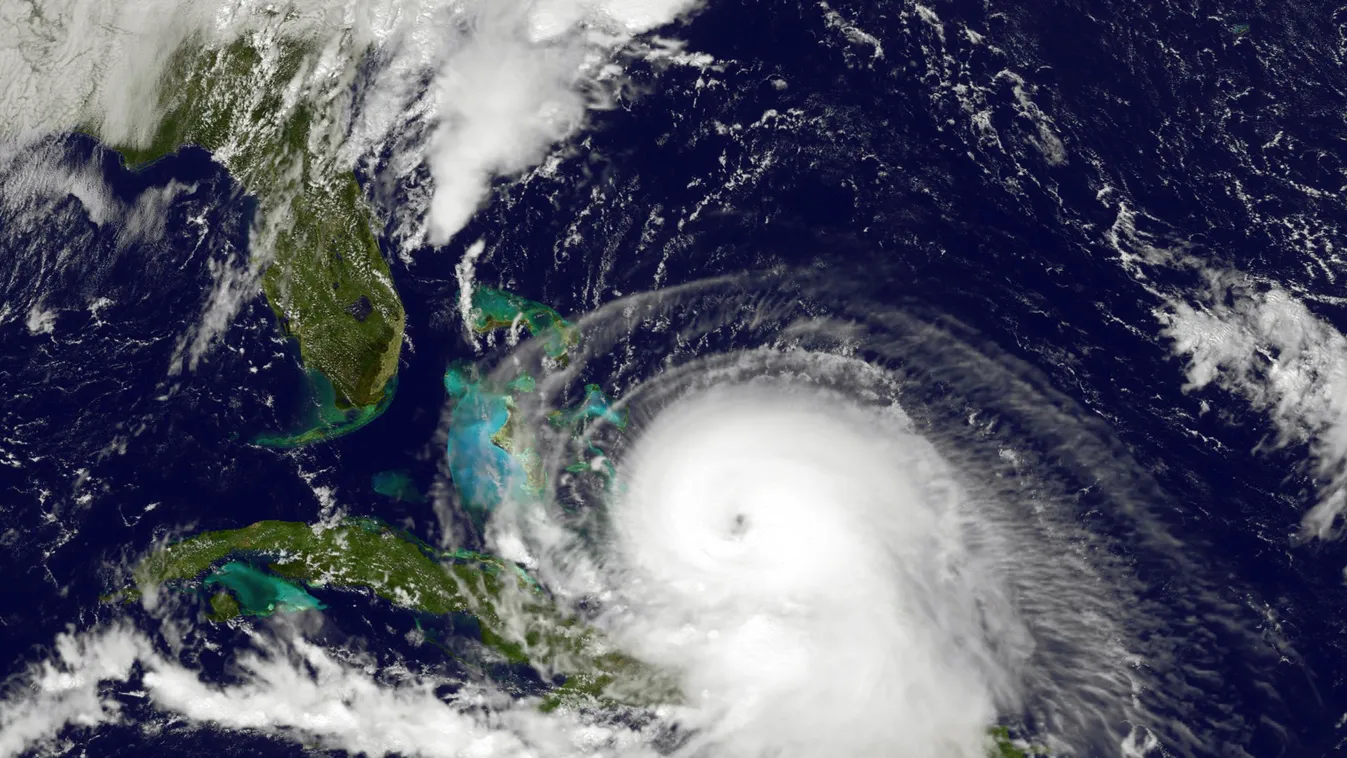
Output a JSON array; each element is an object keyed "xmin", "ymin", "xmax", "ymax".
[
  {"xmin": 496, "ymin": 382, "xmax": 1024, "ymax": 758},
  {"xmin": 24, "ymin": 302, "xmax": 56, "ymax": 335},
  {"xmin": 118, "ymin": 180, "xmax": 196, "ymax": 249},
  {"xmin": 0, "ymin": 623, "xmax": 656, "ymax": 758},
  {"xmin": 420, "ymin": 0, "xmax": 701, "ymax": 243},
  {"xmin": 424, "ymin": 5, "xmax": 590, "ymax": 244},
  {"xmin": 143, "ymin": 637, "xmax": 526, "ymax": 757},
  {"xmin": 1158, "ymin": 271, "xmax": 1347, "ymax": 539},
  {"xmin": 0, "ymin": 625, "xmax": 147, "ymax": 758},
  {"xmin": 0, "ymin": 140, "xmax": 190, "ymax": 251},
  {"xmin": 1103, "ymin": 200, "xmax": 1347, "ymax": 541},
  {"xmin": 1, "ymin": 0, "xmax": 702, "ymax": 248},
  {"xmin": 0, "ymin": 141, "xmax": 116, "ymax": 226},
  {"xmin": 0, "ymin": 0, "xmax": 703, "ymax": 371}
]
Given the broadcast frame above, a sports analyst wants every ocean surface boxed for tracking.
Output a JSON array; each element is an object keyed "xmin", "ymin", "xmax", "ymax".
[{"xmin": 3, "ymin": 0, "xmax": 1347, "ymax": 755}]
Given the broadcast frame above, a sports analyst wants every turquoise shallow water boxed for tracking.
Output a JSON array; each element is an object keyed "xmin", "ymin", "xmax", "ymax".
[
  {"xmin": 548, "ymin": 384, "xmax": 628, "ymax": 429},
  {"xmin": 444, "ymin": 369, "xmax": 526, "ymax": 526},
  {"xmin": 443, "ymin": 369, "xmax": 627, "ymax": 527},
  {"xmin": 204, "ymin": 562, "xmax": 325, "ymax": 616},
  {"xmin": 4, "ymin": 0, "xmax": 1347, "ymax": 753},
  {"xmin": 372, "ymin": 469, "xmax": 426, "ymax": 502}
]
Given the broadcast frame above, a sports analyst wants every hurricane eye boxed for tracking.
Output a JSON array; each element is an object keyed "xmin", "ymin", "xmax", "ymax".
[{"xmin": 728, "ymin": 512, "xmax": 750, "ymax": 539}]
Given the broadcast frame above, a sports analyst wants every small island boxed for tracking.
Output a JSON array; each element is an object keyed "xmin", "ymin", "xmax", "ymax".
[
  {"xmin": 466, "ymin": 287, "xmax": 579, "ymax": 363},
  {"xmin": 445, "ymin": 288, "xmax": 628, "ymax": 524}
]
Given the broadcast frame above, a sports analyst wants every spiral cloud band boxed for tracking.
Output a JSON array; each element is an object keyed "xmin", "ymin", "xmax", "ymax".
[
  {"xmin": 603, "ymin": 382, "xmax": 1017, "ymax": 757},
  {"xmin": 0, "ymin": 272, "xmax": 1299, "ymax": 757},
  {"xmin": 460, "ymin": 271, "xmax": 1302, "ymax": 757}
]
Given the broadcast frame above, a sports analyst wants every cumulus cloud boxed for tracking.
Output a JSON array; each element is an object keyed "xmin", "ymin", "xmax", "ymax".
[
  {"xmin": 0, "ymin": 625, "xmax": 148, "ymax": 758},
  {"xmin": 418, "ymin": 0, "xmax": 702, "ymax": 243},
  {"xmin": 1158, "ymin": 271, "xmax": 1347, "ymax": 539},
  {"xmin": 0, "ymin": 623, "xmax": 653, "ymax": 758},
  {"xmin": 118, "ymin": 180, "xmax": 197, "ymax": 249},
  {"xmin": 0, "ymin": 141, "xmax": 117, "ymax": 226},
  {"xmin": 1103, "ymin": 201, "xmax": 1347, "ymax": 541},
  {"xmin": 0, "ymin": 140, "xmax": 191, "ymax": 249},
  {"xmin": 0, "ymin": 143, "xmax": 201, "ymax": 341},
  {"xmin": 424, "ymin": 4, "xmax": 590, "ymax": 243}
]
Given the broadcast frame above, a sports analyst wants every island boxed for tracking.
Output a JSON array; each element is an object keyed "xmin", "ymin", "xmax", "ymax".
[
  {"xmin": 550, "ymin": 383, "xmax": 629, "ymax": 478},
  {"xmin": 129, "ymin": 517, "xmax": 676, "ymax": 710},
  {"xmin": 445, "ymin": 288, "xmax": 628, "ymax": 524},
  {"xmin": 100, "ymin": 34, "xmax": 404, "ymax": 441},
  {"xmin": 547, "ymin": 383, "xmax": 629, "ymax": 431},
  {"xmin": 465, "ymin": 287, "xmax": 579, "ymax": 363},
  {"xmin": 127, "ymin": 516, "xmax": 1042, "ymax": 745},
  {"xmin": 444, "ymin": 362, "xmax": 545, "ymax": 528},
  {"xmin": 990, "ymin": 726, "xmax": 1048, "ymax": 757}
]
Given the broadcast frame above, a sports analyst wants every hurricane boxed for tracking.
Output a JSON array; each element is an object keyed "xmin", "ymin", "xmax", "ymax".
[
  {"xmin": 439, "ymin": 269, "xmax": 1281, "ymax": 757},
  {"xmin": 1, "ymin": 0, "xmax": 1338, "ymax": 754}
]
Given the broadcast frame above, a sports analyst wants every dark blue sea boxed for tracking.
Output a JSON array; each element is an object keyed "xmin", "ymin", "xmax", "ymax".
[{"xmin": 3, "ymin": 0, "xmax": 1347, "ymax": 755}]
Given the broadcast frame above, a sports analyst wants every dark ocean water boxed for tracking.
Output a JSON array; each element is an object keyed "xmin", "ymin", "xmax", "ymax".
[{"xmin": 4, "ymin": 0, "xmax": 1347, "ymax": 755}]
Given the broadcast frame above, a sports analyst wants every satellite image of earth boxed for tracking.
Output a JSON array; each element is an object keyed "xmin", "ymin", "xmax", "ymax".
[{"xmin": 2, "ymin": 0, "xmax": 1346, "ymax": 755}]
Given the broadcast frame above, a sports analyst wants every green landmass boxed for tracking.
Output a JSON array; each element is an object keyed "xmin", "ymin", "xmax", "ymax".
[
  {"xmin": 254, "ymin": 371, "xmax": 396, "ymax": 448},
  {"xmin": 134, "ymin": 518, "xmax": 513, "ymax": 617},
  {"xmin": 207, "ymin": 590, "xmax": 242, "ymax": 622},
  {"xmin": 129, "ymin": 518, "xmax": 676, "ymax": 708},
  {"xmin": 101, "ymin": 32, "xmax": 404, "ymax": 425},
  {"xmin": 127, "ymin": 516, "xmax": 1041, "ymax": 739},
  {"xmin": 989, "ymin": 726, "xmax": 1049, "ymax": 757}
]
